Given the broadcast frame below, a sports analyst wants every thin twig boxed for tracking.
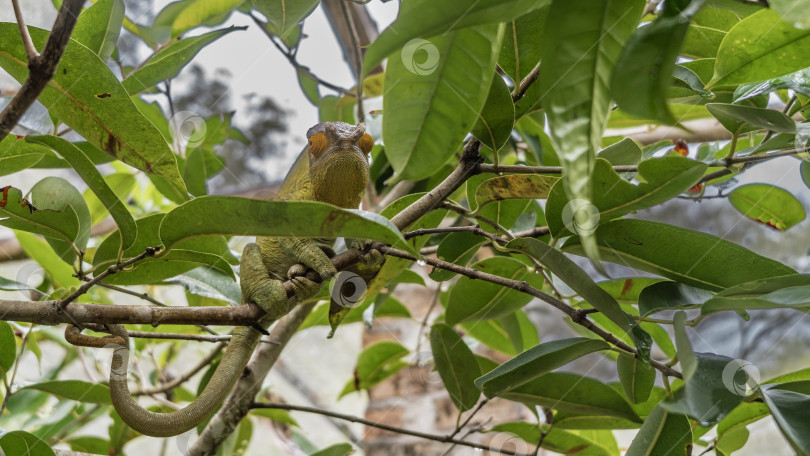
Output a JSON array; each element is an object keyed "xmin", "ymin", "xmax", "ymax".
[
  {"xmin": 0, "ymin": 0, "xmax": 85, "ymax": 142},
  {"xmin": 479, "ymin": 163, "xmax": 639, "ymax": 174},
  {"xmin": 511, "ymin": 61, "xmax": 541, "ymax": 103},
  {"xmin": 134, "ymin": 343, "xmax": 226, "ymax": 396},
  {"xmin": 249, "ymin": 12, "xmax": 354, "ymax": 96},
  {"xmin": 12, "ymin": 0, "xmax": 38, "ymax": 61},
  {"xmin": 336, "ymin": 0, "xmax": 365, "ymax": 122},
  {"xmin": 252, "ymin": 402, "xmax": 533, "ymax": 456},
  {"xmin": 0, "ymin": 323, "xmax": 33, "ymax": 416},
  {"xmin": 374, "ymin": 243, "xmax": 683, "ymax": 379},
  {"xmin": 404, "ymin": 224, "xmax": 503, "ymax": 244},
  {"xmin": 440, "ymin": 399, "xmax": 490, "ymax": 455},
  {"xmin": 58, "ymin": 246, "xmax": 162, "ymax": 309}
]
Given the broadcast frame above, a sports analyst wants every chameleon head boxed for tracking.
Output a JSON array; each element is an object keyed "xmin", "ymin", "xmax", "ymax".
[{"xmin": 306, "ymin": 122, "xmax": 372, "ymax": 208}]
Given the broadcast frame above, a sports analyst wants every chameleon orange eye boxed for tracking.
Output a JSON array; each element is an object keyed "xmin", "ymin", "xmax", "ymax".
[
  {"xmin": 357, "ymin": 133, "xmax": 374, "ymax": 155},
  {"xmin": 308, "ymin": 132, "xmax": 327, "ymax": 157}
]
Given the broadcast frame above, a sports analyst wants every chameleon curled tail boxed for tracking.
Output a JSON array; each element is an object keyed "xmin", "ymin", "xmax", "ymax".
[{"xmin": 106, "ymin": 324, "xmax": 262, "ymax": 437}]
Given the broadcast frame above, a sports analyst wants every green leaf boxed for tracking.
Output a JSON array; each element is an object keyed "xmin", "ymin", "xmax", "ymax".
[
  {"xmin": 665, "ymin": 312, "xmax": 743, "ymax": 426},
  {"xmin": 0, "ymin": 275, "xmax": 31, "ymax": 291},
  {"xmin": 429, "ymin": 324, "xmax": 481, "ymax": 412},
  {"xmin": 617, "ymin": 353, "xmax": 655, "ymax": 404},
  {"xmin": 471, "ymin": 75, "xmax": 515, "ymax": 151},
  {"xmin": 701, "ymin": 274, "xmax": 810, "ymax": 315},
  {"xmin": 0, "ymin": 320, "xmax": 15, "ymax": 373},
  {"xmin": 21, "ymin": 380, "xmax": 112, "ymax": 405},
  {"xmin": 715, "ymin": 402, "xmax": 769, "ymax": 455},
  {"xmin": 445, "ymin": 256, "xmax": 543, "ymax": 325},
  {"xmin": 252, "ymin": 0, "xmax": 319, "ymax": 40},
  {"xmin": 71, "ymin": 0, "xmax": 124, "ymax": 59},
  {"xmin": 168, "ymin": 266, "xmax": 242, "ymax": 306},
  {"xmin": 382, "ymin": 23, "xmax": 503, "ymax": 180},
  {"xmin": 709, "ymin": 9, "xmax": 810, "ymax": 87},
  {"xmin": 0, "ymin": 430, "xmax": 55, "ymax": 456},
  {"xmin": 459, "ymin": 310, "xmax": 538, "ymax": 356},
  {"xmin": 339, "ymin": 341, "xmax": 409, "ymax": 398},
  {"xmin": 251, "ymin": 408, "xmax": 299, "ymax": 427},
  {"xmin": 763, "ymin": 388, "xmax": 810, "ymax": 455},
  {"xmin": 638, "ymin": 281, "xmax": 714, "ymax": 316},
  {"xmin": 682, "ymin": 6, "xmax": 737, "ymax": 59},
  {"xmin": 0, "ymin": 24, "xmax": 187, "ymax": 193},
  {"xmin": 498, "ymin": 8, "xmax": 547, "ymax": 84},
  {"xmin": 728, "ymin": 183, "xmax": 806, "ymax": 230},
  {"xmin": 540, "ymin": 0, "xmax": 644, "ymax": 264},
  {"xmin": 309, "ymin": 443, "xmax": 355, "ymax": 456},
  {"xmin": 0, "ymin": 135, "xmax": 48, "ymax": 176},
  {"xmin": 474, "ymin": 174, "xmax": 559, "ymax": 209},
  {"xmin": 507, "ymin": 238, "xmax": 651, "ymax": 356},
  {"xmin": 611, "ymin": 0, "xmax": 700, "ymax": 124},
  {"xmin": 625, "ymin": 406, "xmax": 691, "ymax": 456},
  {"xmin": 770, "ymin": 0, "xmax": 810, "ymax": 30},
  {"xmin": 429, "ymin": 231, "xmax": 485, "ymax": 282},
  {"xmin": 170, "ymin": 0, "xmax": 244, "ymax": 37},
  {"xmin": 15, "ymin": 231, "xmax": 80, "ymax": 289},
  {"xmin": 474, "ymin": 337, "xmax": 610, "ymax": 397},
  {"xmin": 0, "ymin": 185, "xmax": 79, "ymax": 252},
  {"xmin": 562, "ymin": 219, "xmax": 796, "ymax": 291},
  {"xmin": 596, "ymin": 137, "xmax": 642, "ymax": 166},
  {"xmin": 27, "ymin": 136, "xmax": 137, "ymax": 250},
  {"xmin": 94, "ymin": 213, "xmax": 236, "ymax": 285},
  {"xmin": 159, "ymin": 197, "xmax": 414, "ymax": 255},
  {"xmin": 706, "ymin": 103, "xmax": 796, "ymax": 134},
  {"xmin": 498, "ymin": 310, "xmax": 540, "ymax": 354},
  {"xmin": 122, "ymin": 27, "xmax": 245, "ymax": 94},
  {"xmin": 82, "ymin": 172, "xmax": 136, "ymax": 225},
  {"xmin": 363, "ymin": 0, "xmax": 548, "ymax": 73},
  {"xmin": 733, "ymin": 67, "xmax": 810, "ymax": 102},
  {"xmin": 499, "ymin": 372, "xmax": 640, "ymax": 421},
  {"xmin": 30, "ymin": 177, "xmax": 91, "ymax": 265},
  {"xmin": 546, "ymin": 156, "xmax": 707, "ymax": 237}
]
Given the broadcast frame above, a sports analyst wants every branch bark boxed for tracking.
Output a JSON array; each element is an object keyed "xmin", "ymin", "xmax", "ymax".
[{"xmin": 0, "ymin": 0, "xmax": 84, "ymax": 142}]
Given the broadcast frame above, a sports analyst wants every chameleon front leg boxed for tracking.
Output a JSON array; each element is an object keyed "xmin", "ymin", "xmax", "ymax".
[{"xmin": 240, "ymin": 242, "xmax": 324, "ymax": 325}]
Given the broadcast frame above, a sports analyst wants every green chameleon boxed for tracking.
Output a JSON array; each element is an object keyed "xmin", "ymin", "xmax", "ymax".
[{"xmin": 104, "ymin": 122, "xmax": 375, "ymax": 437}]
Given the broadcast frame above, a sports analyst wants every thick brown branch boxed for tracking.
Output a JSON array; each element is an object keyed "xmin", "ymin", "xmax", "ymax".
[
  {"xmin": 252, "ymin": 402, "xmax": 533, "ymax": 456},
  {"xmin": 0, "ymin": 0, "xmax": 84, "ymax": 142},
  {"xmin": 390, "ymin": 141, "xmax": 483, "ymax": 230}
]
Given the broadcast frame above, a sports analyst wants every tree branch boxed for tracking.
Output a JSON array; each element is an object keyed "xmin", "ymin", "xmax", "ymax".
[
  {"xmin": 252, "ymin": 402, "xmax": 534, "ymax": 456},
  {"xmin": 0, "ymin": 0, "xmax": 84, "ymax": 142},
  {"xmin": 373, "ymin": 243, "xmax": 683, "ymax": 379}
]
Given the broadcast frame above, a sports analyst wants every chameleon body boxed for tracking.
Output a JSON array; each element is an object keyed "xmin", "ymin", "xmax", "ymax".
[{"xmin": 107, "ymin": 122, "xmax": 373, "ymax": 437}]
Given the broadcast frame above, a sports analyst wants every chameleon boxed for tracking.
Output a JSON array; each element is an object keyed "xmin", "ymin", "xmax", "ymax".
[{"xmin": 74, "ymin": 122, "xmax": 374, "ymax": 437}]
